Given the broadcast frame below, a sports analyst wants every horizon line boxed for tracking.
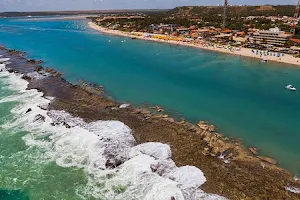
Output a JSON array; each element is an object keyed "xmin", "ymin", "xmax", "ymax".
[{"xmin": 0, "ymin": 4, "xmax": 296, "ymax": 13}]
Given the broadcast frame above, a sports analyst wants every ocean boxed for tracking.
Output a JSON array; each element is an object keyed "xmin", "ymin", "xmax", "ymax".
[
  {"xmin": 0, "ymin": 58, "xmax": 226, "ymax": 199},
  {"xmin": 0, "ymin": 17, "xmax": 300, "ymax": 199}
]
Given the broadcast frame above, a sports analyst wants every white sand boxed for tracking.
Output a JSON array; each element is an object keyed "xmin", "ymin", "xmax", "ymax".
[
  {"xmin": 88, "ymin": 22, "xmax": 300, "ymax": 66},
  {"xmin": 24, "ymin": 15, "xmax": 97, "ymax": 21}
]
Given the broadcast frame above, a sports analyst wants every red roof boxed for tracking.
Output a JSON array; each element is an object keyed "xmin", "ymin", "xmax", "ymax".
[
  {"xmin": 236, "ymin": 31, "xmax": 245, "ymax": 35},
  {"xmin": 221, "ymin": 29, "xmax": 232, "ymax": 33},
  {"xmin": 290, "ymin": 38, "xmax": 300, "ymax": 44},
  {"xmin": 189, "ymin": 26, "xmax": 197, "ymax": 30}
]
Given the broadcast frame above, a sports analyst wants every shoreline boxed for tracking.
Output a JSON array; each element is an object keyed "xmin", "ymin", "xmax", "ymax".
[
  {"xmin": 20, "ymin": 15, "xmax": 97, "ymax": 21},
  {"xmin": 1, "ymin": 46, "xmax": 300, "ymax": 199},
  {"xmin": 0, "ymin": 53, "xmax": 226, "ymax": 199},
  {"xmin": 88, "ymin": 22, "xmax": 300, "ymax": 66}
]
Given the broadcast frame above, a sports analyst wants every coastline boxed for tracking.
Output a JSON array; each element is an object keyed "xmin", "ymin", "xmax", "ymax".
[
  {"xmin": 88, "ymin": 22, "xmax": 300, "ymax": 66},
  {"xmin": 21, "ymin": 15, "xmax": 97, "ymax": 21},
  {"xmin": 1, "ymin": 46, "xmax": 300, "ymax": 199}
]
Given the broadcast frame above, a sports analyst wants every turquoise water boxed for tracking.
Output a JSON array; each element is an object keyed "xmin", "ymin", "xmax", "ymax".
[
  {"xmin": 0, "ymin": 68, "xmax": 217, "ymax": 200},
  {"xmin": 0, "ymin": 73, "xmax": 89, "ymax": 199},
  {"xmin": 0, "ymin": 17, "xmax": 300, "ymax": 178}
]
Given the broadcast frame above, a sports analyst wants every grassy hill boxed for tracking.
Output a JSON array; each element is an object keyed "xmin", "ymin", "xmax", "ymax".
[{"xmin": 168, "ymin": 5, "xmax": 295, "ymax": 17}]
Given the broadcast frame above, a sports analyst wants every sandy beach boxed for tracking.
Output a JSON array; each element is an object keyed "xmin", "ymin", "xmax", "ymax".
[
  {"xmin": 22, "ymin": 15, "xmax": 97, "ymax": 21},
  {"xmin": 88, "ymin": 22, "xmax": 300, "ymax": 66}
]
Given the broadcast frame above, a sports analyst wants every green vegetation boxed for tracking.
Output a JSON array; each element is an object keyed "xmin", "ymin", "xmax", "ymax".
[
  {"xmin": 174, "ymin": 5, "xmax": 295, "ymax": 17},
  {"xmin": 170, "ymin": 5, "xmax": 297, "ymax": 33},
  {"xmin": 90, "ymin": 5, "xmax": 299, "ymax": 35}
]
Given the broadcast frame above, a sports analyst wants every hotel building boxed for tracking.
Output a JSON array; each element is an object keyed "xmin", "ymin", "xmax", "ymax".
[{"xmin": 252, "ymin": 27, "xmax": 292, "ymax": 46}]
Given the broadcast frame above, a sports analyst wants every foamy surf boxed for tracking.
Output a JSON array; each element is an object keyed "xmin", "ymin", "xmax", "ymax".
[
  {"xmin": 286, "ymin": 186, "xmax": 300, "ymax": 194},
  {"xmin": 0, "ymin": 58, "xmax": 227, "ymax": 200}
]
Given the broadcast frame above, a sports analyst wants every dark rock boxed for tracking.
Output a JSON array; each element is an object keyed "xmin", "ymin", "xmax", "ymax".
[
  {"xmin": 34, "ymin": 65, "xmax": 43, "ymax": 72},
  {"xmin": 155, "ymin": 106, "xmax": 164, "ymax": 112},
  {"xmin": 249, "ymin": 147, "xmax": 259, "ymax": 155},
  {"xmin": 27, "ymin": 59, "xmax": 43, "ymax": 64},
  {"xmin": 33, "ymin": 114, "xmax": 45, "ymax": 122},
  {"xmin": 105, "ymin": 158, "xmax": 123, "ymax": 169},
  {"xmin": 22, "ymin": 75, "xmax": 32, "ymax": 81},
  {"xmin": 63, "ymin": 122, "xmax": 71, "ymax": 129},
  {"xmin": 197, "ymin": 121, "xmax": 216, "ymax": 132},
  {"xmin": 25, "ymin": 108, "xmax": 32, "ymax": 114},
  {"xmin": 38, "ymin": 105, "xmax": 48, "ymax": 111}
]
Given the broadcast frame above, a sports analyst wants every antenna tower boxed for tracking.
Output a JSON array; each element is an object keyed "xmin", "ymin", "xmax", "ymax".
[{"xmin": 222, "ymin": 0, "xmax": 228, "ymax": 30}]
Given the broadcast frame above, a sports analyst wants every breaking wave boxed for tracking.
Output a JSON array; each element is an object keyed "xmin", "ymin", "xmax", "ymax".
[{"xmin": 0, "ymin": 58, "xmax": 226, "ymax": 200}]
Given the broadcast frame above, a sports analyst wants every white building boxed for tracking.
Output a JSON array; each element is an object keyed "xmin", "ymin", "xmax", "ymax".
[{"xmin": 252, "ymin": 27, "xmax": 292, "ymax": 46}]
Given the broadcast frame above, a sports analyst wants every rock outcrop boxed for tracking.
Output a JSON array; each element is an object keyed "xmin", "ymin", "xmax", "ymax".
[
  {"xmin": 257, "ymin": 156, "xmax": 277, "ymax": 165},
  {"xmin": 33, "ymin": 114, "xmax": 45, "ymax": 122}
]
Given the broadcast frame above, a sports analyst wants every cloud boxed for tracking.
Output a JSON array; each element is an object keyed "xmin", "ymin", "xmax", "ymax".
[{"xmin": 0, "ymin": 0, "xmax": 297, "ymax": 12}]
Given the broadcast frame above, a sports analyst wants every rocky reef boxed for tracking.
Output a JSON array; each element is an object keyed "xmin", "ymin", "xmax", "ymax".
[{"xmin": 1, "ymin": 46, "xmax": 300, "ymax": 200}]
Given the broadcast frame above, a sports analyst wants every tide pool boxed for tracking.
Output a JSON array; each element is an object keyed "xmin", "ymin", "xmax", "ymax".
[{"xmin": 0, "ymin": 17, "xmax": 300, "ymax": 178}]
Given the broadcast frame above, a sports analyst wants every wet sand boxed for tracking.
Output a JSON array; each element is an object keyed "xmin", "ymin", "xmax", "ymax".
[
  {"xmin": 88, "ymin": 22, "xmax": 300, "ymax": 67},
  {"xmin": 1, "ymin": 46, "xmax": 300, "ymax": 199}
]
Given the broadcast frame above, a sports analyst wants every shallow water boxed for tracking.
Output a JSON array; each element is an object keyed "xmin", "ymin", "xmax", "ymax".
[
  {"xmin": 0, "ymin": 62, "xmax": 225, "ymax": 199},
  {"xmin": 0, "ymin": 17, "xmax": 300, "ymax": 178}
]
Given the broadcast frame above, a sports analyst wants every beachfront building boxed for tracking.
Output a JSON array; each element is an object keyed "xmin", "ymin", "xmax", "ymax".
[
  {"xmin": 252, "ymin": 27, "xmax": 292, "ymax": 46},
  {"xmin": 149, "ymin": 24, "xmax": 177, "ymax": 34},
  {"xmin": 176, "ymin": 27, "xmax": 190, "ymax": 35}
]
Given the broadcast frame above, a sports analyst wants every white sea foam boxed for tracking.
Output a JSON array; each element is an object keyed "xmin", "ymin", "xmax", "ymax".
[
  {"xmin": 0, "ymin": 60, "xmax": 227, "ymax": 200},
  {"xmin": 286, "ymin": 186, "xmax": 300, "ymax": 194},
  {"xmin": 0, "ymin": 58, "xmax": 10, "ymax": 62},
  {"xmin": 120, "ymin": 103, "xmax": 130, "ymax": 108},
  {"xmin": 131, "ymin": 142, "xmax": 172, "ymax": 160},
  {"xmin": 26, "ymin": 71, "xmax": 51, "ymax": 79}
]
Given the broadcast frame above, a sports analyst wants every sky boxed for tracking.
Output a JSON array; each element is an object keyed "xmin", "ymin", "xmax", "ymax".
[{"xmin": 0, "ymin": 0, "xmax": 298, "ymax": 12}]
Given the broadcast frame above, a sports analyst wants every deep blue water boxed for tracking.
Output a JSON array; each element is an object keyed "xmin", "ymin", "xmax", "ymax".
[{"xmin": 0, "ymin": 18, "xmax": 300, "ymax": 176}]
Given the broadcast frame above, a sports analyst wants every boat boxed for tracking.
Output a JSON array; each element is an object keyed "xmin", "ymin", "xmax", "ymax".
[
  {"xmin": 261, "ymin": 59, "xmax": 268, "ymax": 63},
  {"xmin": 286, "ymin": 85, "xmax": 297, "ymax": 91}
]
